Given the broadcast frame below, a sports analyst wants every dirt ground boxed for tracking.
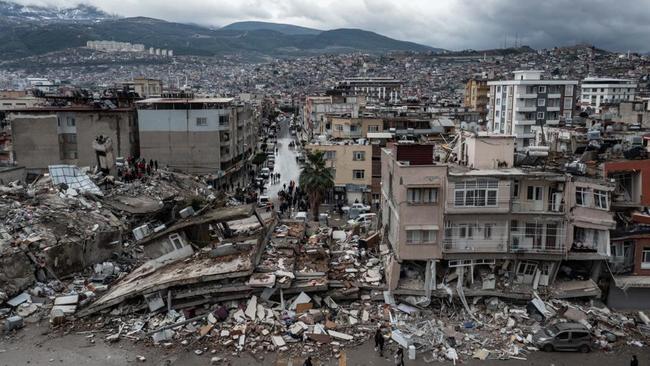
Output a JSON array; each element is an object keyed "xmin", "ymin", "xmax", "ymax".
[{"xmin": 2, "ymin": 321, "xmax": 649, "ymax": 366}]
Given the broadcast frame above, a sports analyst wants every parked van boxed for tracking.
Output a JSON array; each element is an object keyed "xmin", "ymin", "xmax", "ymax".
[{"xmin": 533, "ymin": 322, "xmax": 595, "ymax": 353}]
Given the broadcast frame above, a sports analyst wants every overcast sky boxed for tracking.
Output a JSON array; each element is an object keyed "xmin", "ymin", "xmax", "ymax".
[{"xmin": 11, "ymin": 0, "xmax": 650, "ymax": 52}]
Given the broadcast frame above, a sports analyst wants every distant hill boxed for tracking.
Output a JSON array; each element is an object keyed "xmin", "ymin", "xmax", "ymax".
[
  {"xmin": 222, "ymin": 21, "xmax": 322, "ymax": 36},
  {"xmin": 0, "ymin": 14, "xmax": 440, "ymax": 61},
  {"xmin": 0, "ymin": 0, "xmax": 116, "ymax": 22}
]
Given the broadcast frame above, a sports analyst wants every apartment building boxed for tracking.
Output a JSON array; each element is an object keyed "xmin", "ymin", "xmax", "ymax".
[
  {"xmin": 382, "ymin": 134, "xmax": 613, "ymax": 299},
  {"xmin": 330, "ymin": 117, "xmax": 383, "ymax": 139},
  {"xmin": 335, "ymin": 77, "xmax": 403, "ymax": 103},
  {"xmin": 122, "ymin": 78, "xmax": 163, "ymax": 98},
  {"xmin": 487, "ymin": 70, "xmax": 578, "ymax": 150},
  {"xmin": 306, "ymin": 141, "xmax": 373, "ymax": 204},
  {"xmin": 580, "ymin": 77, "xmax": 637, "ymax": 113},
  {"xmin": 464, "ymin": 78, "xmax": 489, "ymax": 120},
  {"xmin": 618, "ymin": 100, "xmax": 650, "ymax": 127},
  {"xmin": 136, "ymin": 97, "xmax": 258, "ymax": 175},
  {"xmin": 302, "ymin": 96, "xmax": 361, "ymax": 137},
  {"xmin": 381, "ymin": 144, "xmax": 446, "ymax": 295},
  {"xmin": 9, "ymin": 106, "xmax": 138, "ymax": 173},
  {"xmin": 604, "ymin": 159, "xmax": 650, "ymax": 309}
]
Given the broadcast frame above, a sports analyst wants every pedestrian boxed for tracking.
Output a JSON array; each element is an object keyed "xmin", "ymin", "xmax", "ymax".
[
  {"xmin": 631, "ymin": 355, "xmax": 639, "ymax": 366},
  {"xmin": 303, "ymin": 356, "xmax": 313, "ymax": 366},
  {"xmin": 154, "ymin": 160, "xmax": 158, "ymax": 171},
  {"xmin": 374, "ymin": 327, "xmax": 385, "ymax": 357},
  {"xmin": 394, "ymin": 348, "xmax": 404, "ymax": 366}
]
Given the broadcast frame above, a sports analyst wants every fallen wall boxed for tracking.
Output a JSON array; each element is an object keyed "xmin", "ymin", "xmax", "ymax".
[{"xmin": 0, "ymin": 252, "xmax": 36, "ymax": 296}]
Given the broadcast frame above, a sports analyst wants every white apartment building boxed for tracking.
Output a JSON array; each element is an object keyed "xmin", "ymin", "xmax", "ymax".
[
  {"xmin": 580, "ymin": 77, "xmax": 637, "ymax": 113},
  {"xmin": 487, "ymin": 71, "xmax": 578, "ymax": 150}
]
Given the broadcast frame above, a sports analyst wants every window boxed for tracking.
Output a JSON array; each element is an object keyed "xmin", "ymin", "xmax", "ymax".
[
  {"xmin": 353, "ymin": 151, "xmax": 366, "ymax": 161},
  {"xmin": 565, "ymin": 85, "xmax": 574, "ymax": 96},
  {"xmin": 335, "ymin": 124, "xmax": 344, "ymax": 131},
  {"xmin": 454, "ymin": 179, "xmax": 498, "ymax": 207},
  {"xmin": 538, "ymin": 86, "xmax": 546, "ymax": 93},
  {"xmin": 537, "ymin": 98, "xmax": 546, "ymax": 107},
  {"xmin": 642, "ymin": 249, "xmax": 650, "ymax": 269},
  {"xmin": 196, "ymin": 117, "xmax": 207, "ymax": 126},
  {"xmin": 572, "ymin": 332, "xmax": 589, "ymax": 340},
  {"xmin": 536, "ymin": 112, "xmax": 545, "ymax": 120},
  {"xmin": 557, "ymin": 332, "xmax": 570, "ymax": 340},
  {"xmin": 368, "ymin": 125, "xmax": 380, "ymax": 132},
  {"xmin": 353, "ymin": 170, "xmax": 365, "ymax": 179},
  {"xmin": 407, "ymin": 188, "xmax": 438, "ymax": 204},
  {"xmin": 593, "ymin": 189, "xmax": 609, "ymax": 209},
  {"xmin": 406, "ymin": 230, "xmax": 437, "ymax": 244},
  {"xmin": 484, "ymin": 224, "xmax": 493, "ymax": 239},
  {"xmin": 169, "ymin": 234, "xmax": 185, "ymax": 250},
  {"xmin": 575, "ymin": 187, "xmax": 589, "ymax": 207},
  {"xmin": 513, "ymin": 181, "xmax": 519, "ymax": 198},
  {"xmin": 219, "ymin": 115, "xmax": 229, "ymax": 126},
  {"xmin": 527, "ymin": 186, "xmax": 543, "ymax": 200},
  {"xmin": 496, "ymin": 98, "xmax": 501, "ymax": 105},
  {"xmin": 350, "ymin": 125, "xmax": 359, "ymax": 132},
  {"xmin": 66, "ymin": 117, "xmax": 75, "ymax": 126},
  {"xmin": 324, "ymin": 150, "xmax": 336, "ymax": 160}
]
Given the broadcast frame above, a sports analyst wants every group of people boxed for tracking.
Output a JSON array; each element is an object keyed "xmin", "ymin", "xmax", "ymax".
[
  {"xmin": 117, "ymin": 157, "xmax": 158, "ymax": 182},
  {"xmin": 276, "ymin": 180, "xmax": 308, "ymax": 216},
  {"xmin": 270, "ymin": 172, "xmax": 281, "ymax": 184}
]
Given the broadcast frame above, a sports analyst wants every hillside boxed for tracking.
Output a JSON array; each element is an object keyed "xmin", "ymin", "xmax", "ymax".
[
  {"xmin": 0, "ymin": 0, "xmax": 115, "ymax": 22},
  {"xmin": 0, "ymin": 16, "xmax": 440, "ymax": 60},
  {"xmin": 222, "ymin": 21, "xmax": 322, "ymax": 36}
]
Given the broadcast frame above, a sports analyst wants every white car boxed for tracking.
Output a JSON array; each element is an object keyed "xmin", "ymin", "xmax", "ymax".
[
  {"xmin": 258, "ymin": 195, "xmax": 271, "ymax": 207},
  {"xmin": 260, "ymin": 168, "xmax": 271, "ymax": 179},
  {"xmin": 342, "ymin": 203, "xmax": 371, "ymax": 213},
  {"xmin": 347, "ymin": 213, "xmax": 377, "ymax": 227}
]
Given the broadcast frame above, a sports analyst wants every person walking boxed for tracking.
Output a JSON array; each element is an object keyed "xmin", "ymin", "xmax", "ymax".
[
  {"xmin": 374, "ymin": 328, "xmax": 385, "ymax": 357},
  {"xmin": 303, "ymin": 356, "xmax": 313, "ymax": 366},
  {"xmin": 631, "ymin": 355, "xmax": 639, "ymax": 366},
  {"xmin": 394, "ymin": 348, "xmax": 404, "ymax": 366}
]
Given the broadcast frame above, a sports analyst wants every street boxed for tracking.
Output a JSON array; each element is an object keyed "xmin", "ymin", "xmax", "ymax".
[
  {"xmin": 1, "ymin": 322, "xmax": 649, "ymax": 366},
  {"xmin": 265, "ymin": 117, "xmax": 302, "ymax": 200}
]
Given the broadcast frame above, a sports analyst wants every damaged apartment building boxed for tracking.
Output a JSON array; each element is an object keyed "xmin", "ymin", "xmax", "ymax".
[
  {"xmin": 8, "ymin": 97, "xmax": 139, "ymax": 176},
  {"xmin": 382, "ymin": 132, "xmax": 615, "ymax": 301},
  {"xmin": 136, "ymin": 96, "xmax": 259, "ymax": 176}
]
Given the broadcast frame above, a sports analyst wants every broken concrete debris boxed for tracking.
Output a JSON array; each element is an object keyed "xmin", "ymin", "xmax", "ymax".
[{"xmin": 1, "ymin": 169, "xmax": 650, "ymax": 362}]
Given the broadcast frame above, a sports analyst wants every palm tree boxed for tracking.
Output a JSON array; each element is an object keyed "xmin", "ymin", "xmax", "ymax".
[{"xmin": 299, "ymin": 150, "xmax": 334, "ymax": 220}]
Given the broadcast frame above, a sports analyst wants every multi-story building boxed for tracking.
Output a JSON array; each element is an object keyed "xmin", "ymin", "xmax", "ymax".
[
  {"xmin": 124, "ymin": 78, "xmax": 163, "ymax": 98},
  {"xmin": 464, "ymin": 78, "xmax": 489, "ymax": 120},
  {"xmin": 604, "ymin": 159, "xmax": 650, "ymax": 309},
  {"xmin": 136, "ymin": 97, "xmax": 258, "ymax": 176},
  {"xmin": 302, "ymin": 96, "xmax": 360, "ymax": 137},
  {"xmin": 382, "ymin": 134, "xmax": 613, "ymax": 300},
  {"xmin": 618, "ymin": 100, "xmax": 650, "ymax": 127},
  {"xmin": 9, "ymin": 105, "xmax": 139, "ymax": 173},
  {"xmin": 330, "ymin": 117, "xmax": 383, "ymax": 139},
  {"xmin": 487, "ymin": 70, "xmax": 578, "ymax": 150},
  {"xmin": 334, "ymin": 77, "xmax": 403, "ymax": 103},
  {"xmin": 580, "ymin": 77, "xmax": 637, "ymax": 113},
  {"xmin": 306, "ymin": 141, "xmax": 373, "ymax": 204}
]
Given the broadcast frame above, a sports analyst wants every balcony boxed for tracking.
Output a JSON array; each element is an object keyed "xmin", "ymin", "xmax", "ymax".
[
  {"xmin": 443, "ymin": 238, "xmax": 507, "ymax": 253},
  {"xmin": 512, "ymin": 198, "xmax": 564, "ymax": 214},
  {"xmin": 510, "ymin": 232, "xmax": 566, "ymax": 254},
  {"xmin": 545, "ymin": 119, "xmax": 560, "ymax": 125},
  {"xmin": 516, "ymin": 93, "xmax": 537, "ymax": 99},
  {"xmin": 443, "ymin": 224, "xmax": 509, "ymax": 253},
  {"xmin": 516, "ymin": 105, "xmax": 537, "ymax": 112},
  {"xmin": 546, "ymin": 106, "xmax": 561, "ymax": 112},
  {"xmin": 516, "ymin": 119, "xmax": 537, "ymax": 125},
  {"xmin": 547, "ymin": 93, "xmax": 562, "ymax": 99}
]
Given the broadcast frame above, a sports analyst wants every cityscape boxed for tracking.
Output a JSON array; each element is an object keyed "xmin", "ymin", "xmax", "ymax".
[{"xmin": 1, "ymin": 0, "xmax": 650, "ymax": 365}]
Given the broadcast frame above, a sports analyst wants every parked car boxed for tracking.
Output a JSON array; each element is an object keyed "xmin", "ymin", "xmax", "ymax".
[
  {"xmin": 257, "ymin": 195, "xmax": 271, "ymax": 208},
  {"xmin": 342, "ymin": 203, "xmax": 371, "ymax": 213},
  {"xmin": 347, "ymin": 213, "xmax": 377, "ymax": 227},
  {"xmin": 533, "ymin": 322, "xmax": 595, "ymax": 353},
  {"xmin": 260, "ymin": 168, "xmax": 271, "ymax": 179},
  {"xmin": 293, "ymin": 212, "xmax": 308, "ymax": 222}
]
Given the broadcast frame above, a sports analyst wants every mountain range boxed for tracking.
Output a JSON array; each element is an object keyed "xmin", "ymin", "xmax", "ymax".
[{"xmin": 0, "ymin": 1, "xmax": 440, "ymax": 61}]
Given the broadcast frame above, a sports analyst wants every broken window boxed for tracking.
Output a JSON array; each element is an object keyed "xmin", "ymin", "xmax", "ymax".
[{"xmin": 169, "ymin": 234, "xmax": 184, "ymax": 250}]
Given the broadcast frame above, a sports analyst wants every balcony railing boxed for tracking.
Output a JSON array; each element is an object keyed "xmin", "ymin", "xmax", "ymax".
[
  {"xmin": 443, "ymin": 238, "xmax": 508, "ymax": 253},
  {"xmin": 516, "ymin": 105, "xmax": 537, "ymax": 112},
  {"xmin": 512, "ymin": 199, "xmax": 564, "ymax": 213},
  {"xmin": 516, "ymin": 93, "xmax": 537, "ymax": 99},
  {"xmin": 510, "ymin": 231, "xmax": 566, "ymax": 254}
]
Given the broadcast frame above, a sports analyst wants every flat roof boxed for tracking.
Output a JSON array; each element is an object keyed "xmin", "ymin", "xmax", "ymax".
[
  {"xmin": 136, "ymin": 97, "xmax": 234, "ymax": 104},
  {"xmin": 367, "ymin": 132, "xmax": 394, "ymax": 139}
]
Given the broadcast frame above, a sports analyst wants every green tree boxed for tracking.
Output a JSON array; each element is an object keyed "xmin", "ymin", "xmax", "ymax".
[{"xmin": 299, "ymin": 151, "xmax": 334, "ymax": 220}]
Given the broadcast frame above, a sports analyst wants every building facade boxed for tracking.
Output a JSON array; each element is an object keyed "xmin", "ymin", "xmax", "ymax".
[
  {"xmin": 487, "ymin": 70, "xmax": 578, "ymax": 150},
  {"xmin": 580, "ymin": 77, "xmax": 637, "ymax": 113},
  {"xmin": 464, "ymin": 78, "xmax": 489, "ymax": 120},
  {"xmin": 136, "ymin": 97, "xmax": 258, "ymax": 175},
  {"xmin": 9, "ymin": 107, "xmax": 138, "ymax": 173},
  {"xmin": 335, "ymin": 77, "xmax": 403, "ymax": 103}
]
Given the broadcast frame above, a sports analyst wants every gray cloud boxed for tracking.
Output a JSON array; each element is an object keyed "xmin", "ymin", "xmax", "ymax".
[{"xmin": 9, "ymin": 0, "xmax": 650, "ymax": 52}]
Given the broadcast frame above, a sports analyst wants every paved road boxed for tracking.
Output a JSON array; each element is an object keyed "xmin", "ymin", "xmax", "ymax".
[{"xmin": 265, "ymin": 117, "xmax": 301, "ymax": 200}]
